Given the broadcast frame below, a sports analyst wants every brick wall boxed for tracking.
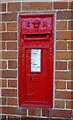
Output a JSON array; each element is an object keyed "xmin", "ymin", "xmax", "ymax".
[{"xmin": 0, "ymin": 0, "xmax": 73, "ymax": 119}]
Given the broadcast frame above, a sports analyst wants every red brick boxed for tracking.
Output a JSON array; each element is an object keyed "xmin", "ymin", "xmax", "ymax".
[
  {"xmin": 57, "ymin": 11, "xmax": 73, "ymax": 20},
  {"xmin": 7, "ymin": 42, "xmax": 17, "ymax": 50},
  {"xmin": 2, "ymin": 13, "xmax": 17, "ymax": 22},
  {"xmin": 55, "ymin": 100, "xmax": 64, "ymax": 108},
  {"xmin": 21, "ymin": 117, "xmax": 38, "ymax": 120},
  {"xmin": 1, "ymin": 70, "xmax": 17, "ymax": 78},
  {"xmin": 7, "ymin": 98, "xmax": 17, "ymax": 105},
  {"xmin": 0, "ymin": 3, "xmax": 6, "ymax": 12},
  {"xmin": 8, "ymin": 80, "xmax": 17, "ymax": 87},
  {"xmin": 0, "ymin": 14, "xmax": 2, "ymax": 22},
  {"xmin": 56, "ymin": 61, "xmax": 67, "ymax": 70},
  {"xmin": 7, "ymin": 23, "xmax": 17, "ymax": 31},
  {"xmin": 8, "ymin": 116, "xmax": 20, "ymax": 119},
  {"xmin": 22, "ymin": 2, "xmax": 52, "ymax": 10},
  {"xmin": 28, "ymin": 109, "xmax": 41, "ymax": 116},
  {"xmin": 0, "ymin": 107, "xmax": 2, "ymax": 114},
  {"xmin": 57, "ymin": 21, "xmax": 67, "ymax": 30},
  {"xmin": 2, "ymin": 107, "xmax": 27, "ymax": 115},
  {"xmin": 2, "ymin": 51, "xmax": 17, "ymax": 59},
  {"xmin": 67, "ymin": 81, "xmax": 73, "ymax": 90},
  {"xmin": 56, "ymin": 51, "xmax": 72, "ymax": 60},
  {"xmin": 68, "ymin": 21, "xmax": 73, "ymax": 30},
  {"xmin": 2, "ymin": 89, "xmax": 17, "ymax": 97},
  {"xmin": 2, "ymin": 116, "xmax": 6, "ymax": 119},
  {"xmin": 56, "ymin": 81, "xmax": 66, "ymax": 89},
  {"xmin": 54, "ymin": 2, "xmax": 68, "ymax": 9},
  {"xmin": 49, "ymin": 110, "xmax": 71, "ymax": 118},
  {"xmin": 1, "ymin": 80, "xmax": 7, "ymax": 87},
  {"xmin": 56, "ymin": 91, "xmax": 72, "ymax": 99},
  {"xmin": 0, "ymin": 23, "xmax": 6, "ymax": 31},
  {"xmin": 8, "ymin": 2, "xmax": 20, "ymax": 11},
  {"xmin": 0, "ymin": 61, "xmax": 7, "ymax": 69},
  {"xmin": 56, "ymin": 71, "xmax": 72, "ymax": 80},
  {"xmin": 68, "ymin": 41, "xmax": 73, "ymax": 50},
  {"xmin": 8, "ymin": 61, "xmax": 17, "ymax": 69},
  {"xmin": 68, "ymin": 61, "xmax": 73, "ymax": 70},
  {"xmin": 68, "ymin": 1, "xmax": 73, "ymax": 9},
  {"xmin": 56, "ymin": 41, "xmax": 67, "ymax": 50},
  {"xmin": 0, "ymin": 42, "xmax": 6, "ymax": 50},
  {"xmin": 56, "ymin": 31, "xmax": 72, "ymax": 40},
  {"xmin": 0, "ymin": 79, "xmax": 7, "ymax": 87},
  {"xmin": 50, "ymin": 119, "xmax": 63, "ymax": 120},
  {"xmin": 66, "ymin": 101, "xmax": 73, "ymax": 109},
  {"xmin": 2, "ymin": 32, "xmax": 17, "ymax": 41},
  {"xmin": 0, "ymin": 98, "xmax": 6, "ymax": 105},
  {"xmin": 42, "ymin": 109, "xmax": 49, "ymax": 117}
]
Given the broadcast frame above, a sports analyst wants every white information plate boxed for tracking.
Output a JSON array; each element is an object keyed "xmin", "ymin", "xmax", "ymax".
[{"xmin": 31, "ymin": 49, "xmax": 41, "ymax": 72}]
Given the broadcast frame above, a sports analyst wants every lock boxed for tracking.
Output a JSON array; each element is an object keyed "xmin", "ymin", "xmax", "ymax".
[
  {"xmin": 30, "ymin": 78, "xmax": 32, "ymax": 81},
  {"xmin": 18, "ymin": 14, "xmax": 54, "ymax": 108}
]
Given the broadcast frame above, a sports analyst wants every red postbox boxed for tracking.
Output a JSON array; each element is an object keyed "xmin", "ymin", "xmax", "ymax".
[{"xmin": 18, "ymin": 14, "xmax": 54, "ymax": 108}]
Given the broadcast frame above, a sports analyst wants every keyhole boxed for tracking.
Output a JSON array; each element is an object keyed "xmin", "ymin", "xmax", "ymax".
[{"xmin": 30, "ymin": 78, "xmax": 32, "ymax": 81}]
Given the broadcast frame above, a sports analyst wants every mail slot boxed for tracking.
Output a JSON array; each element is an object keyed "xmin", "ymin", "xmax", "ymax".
[{"xmin": 18, "ymin": 14, "xmax": 54, "ymax": 108}]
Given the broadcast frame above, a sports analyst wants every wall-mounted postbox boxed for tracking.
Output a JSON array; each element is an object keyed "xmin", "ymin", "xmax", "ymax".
[{"xmin": 18, "ymin": 14, "xmax": 54, "ymax": 108}]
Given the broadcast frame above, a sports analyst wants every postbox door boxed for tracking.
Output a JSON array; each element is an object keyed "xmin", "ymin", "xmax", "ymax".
[{"xmin": 25, "ymin": 48, "xmax": 49, "ymax": 102}]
